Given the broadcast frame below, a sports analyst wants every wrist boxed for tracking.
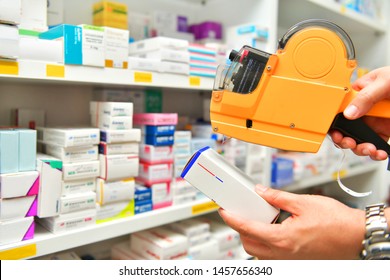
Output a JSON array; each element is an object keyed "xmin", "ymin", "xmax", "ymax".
[{"xmin": 361, "ymin": 203, "xmax": 390, "ymax": 260}]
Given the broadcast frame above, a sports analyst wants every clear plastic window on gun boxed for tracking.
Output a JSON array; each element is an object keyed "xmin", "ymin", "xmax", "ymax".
[{"xmin": 213, "ymin": 46, "xmax": 271, "ymax": 94}]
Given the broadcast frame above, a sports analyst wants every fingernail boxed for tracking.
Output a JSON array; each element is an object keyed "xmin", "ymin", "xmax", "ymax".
[
  {"xmin": 255, "ymin": 184, "xmax": 268, "ymax": 193},
  {"xmin": 344, "ymin": 105, "xmax": 359, "ymax": 118}
]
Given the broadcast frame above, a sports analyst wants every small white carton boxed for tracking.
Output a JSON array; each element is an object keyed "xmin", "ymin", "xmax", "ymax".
[
  {"xmin": 0, "ymin": 171, "xmax": 39, "ymax": 199},
  {"xmin": 130, "ymin": 226, "xmax": 188, "ymax": 260},
  {"xmin": 99, "ymin": 154, "xmax": 139, "ymax": 181},
  {"xmin": 96, "ymin": 178, "xmax": 135, "ymax": 205}
]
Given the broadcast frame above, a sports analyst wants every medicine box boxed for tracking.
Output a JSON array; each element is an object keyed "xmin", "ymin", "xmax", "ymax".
[
  {"xmin": 0, "ymin": 195, "xmax": 37, "ymax": 220},
  {"xmin": 90, "ymin": 101, "xmax": 133, "ymax": 117},
  {"xmin": 137, "ymin": 162, "xmax": 173, "ymax": 186},
  {"xmin": 61, "ymin": 178, "xmax": 96, "ymax": 195},
  {"xmin": 62, "ymin": 160, "xmax": 100, "ymax": 181},
  {"xmin": 103, "ymin": 26, "xmax": 129, "ymax": 69},
  {"xmin": 0, "ymin": 24, "xmax": 20, "ymax": 60},
  {"xmin": 134, "ymin": 184, "xmax": 152, "ymax": 202},
  {"xmin": 111, "ymin": 241, "xmax": 144, "ymax": 260},
  {"xmin": 59, "ymin": 191, "xmax": 96, "ymax": 214},
  {"xmin": 99, "ymin": 142, "xmax": 139, "ymax": 155},
  {"xmin": 128, "ymin": 37, "xmax": 189, "ymax": 54},
  {"xmin": 79, "ymin": 24, "xmax": 105, "ymax": 67},
  {"xmin": 0, "ymin": 0, "xmax": 21, "ymax": 24},
  {"xmin": 37, "ymin": 208, "xmax": 96, "ymax": 233},
  {"xmin": 96, "ymin": 178, "xmax": 135, "ymax": 205},
  {"xmin": 143, "ymin": 134, "xmax": 174, "ymax": 146},
  {"xmin": 95, "ymin": 115, "xmax": 133, "ymax": 130},
  {"xmin": 134, "ymin": 199, "xmax": 152, "ymax": 214},
  {"xmin": 139, "ymin": 144, "xmax": 174, "ymax": 164},
  {"xmin": 169, "ymin": 218, "xmax": 210, "ymax": 238},
  {"xmin": 0, "ymin": 217, "xmax": 35, "ymax": 245},
  {"xmin": 45, "ymin": 144, "xmax": 98, "ymax": 163},
  {"xmin": 100, "ymin": 128, "xmax": 141, "ymax": 144},
  {"xmin": 127, "ymin": 57, "xmax": 161, "ymax": 72},
  {"xmin": 131, "ymin": 49, "xmax": 190, "ymax": 63},
  {"xmin": 0, "ymin": 130, "xmax": 19, "ymax": 174},
  {"xmin": 150, "ymin": 181, "xmax": 173, "ymax": 210},
  {"xmin": 39, "ymin": 24, "xmax": 82, "ymax": 65},
  {"xmin": 130, "ymin": 226, "xmax": 188, "ymax": 260},
  {"xmin": 19, "ymin": 0, "xmax": 48, "ymax": 32},
  {"xmin": 133, "ymin": 113, "xmax": 178, "ymax": 126},
  {"xmin": 96, "ymin": 200, "xmax": 134, "ymax": 223},
  {"xmin": 93, "ymin": 1, "xmax": 128, "ymax": 30},
  {"xmin": 187, "ymin": 238, "xmax": 219, "ymax": 260},
  {"xmin": 0, "ymin": 171, "xmax": 39, "ymax": 199},
  {"xmin": 19, "ymin": 36, "xmax": 62, "ymax": 64},
  {"xmin": 17, "ymin": 129, "xmax": 37, "ymax": 172},
  {"xmin": 141, "ymin": 125, "xmax": 176, "ymax": 136},
  {"xmin": 36, "ymin": 153, "xmax": 62, "ymax": 217},
  {"xmin": 99, "ymin": 154, "xmax": 139, "ymax": 181},
  {"xmin": 40, "ymin": 127, "xmax": 100, "ymax": 147}
]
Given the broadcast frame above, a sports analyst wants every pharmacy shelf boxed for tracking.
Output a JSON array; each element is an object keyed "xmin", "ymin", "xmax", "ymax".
[
  {"xmin": 0, "ymin": 60, "xmax": 214, "ymax": 90},
  {"xmin": 279, "ymin": 0, "xmax": 387, "ymax": 34},
  {"xmin": 0, "ymin": 198, "xmax": 219, "ymax": 260},
  {"xmin": 281, "ymin": 161, "xmax": 381, "ymax": 192}
]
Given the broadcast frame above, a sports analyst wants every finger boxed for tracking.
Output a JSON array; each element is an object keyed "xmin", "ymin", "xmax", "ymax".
[
  {"xmin": 345, "ymin": 79, "xmax": 389, "ymax": 119},
  {"xmin": 255, "ymin": 185, "xmax": 302, "ymax": 215}
]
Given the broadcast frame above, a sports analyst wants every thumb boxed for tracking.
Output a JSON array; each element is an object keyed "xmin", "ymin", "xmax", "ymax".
[{"xmin": 255, "ymin": 184, "xmax": 302, "ymax": 215}]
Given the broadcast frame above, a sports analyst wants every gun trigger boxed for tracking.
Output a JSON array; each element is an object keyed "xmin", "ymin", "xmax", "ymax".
[{"xmin": 330, "ymin": 113, "xmax": 390, "ymax": 171}]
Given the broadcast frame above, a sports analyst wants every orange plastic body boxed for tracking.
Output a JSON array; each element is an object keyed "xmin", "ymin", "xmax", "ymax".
[{"xmin": 210, "ymin": 27, "xmax": 390, "ymax": 153}]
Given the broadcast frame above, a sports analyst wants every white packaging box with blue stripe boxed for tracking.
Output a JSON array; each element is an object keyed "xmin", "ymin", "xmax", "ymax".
[{"xmin": 181, "ymin": 146, "xmax": 279, "ymax": 223}]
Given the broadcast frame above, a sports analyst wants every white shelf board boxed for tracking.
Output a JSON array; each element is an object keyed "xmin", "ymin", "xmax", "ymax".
[
  {"xmin": 0, "ymin": 60, "xmax": 214, "ymax": 90},
  {"xmin": 281, "ymin": 161, "xmax": 381, "ymax": 192},
  {"xmin": 0, "ymin": 198, "xmax": 218, "ymax": 260},
  {"xmin": 279, "ymin": 0, "xmax": 387, "ymax": 35}
]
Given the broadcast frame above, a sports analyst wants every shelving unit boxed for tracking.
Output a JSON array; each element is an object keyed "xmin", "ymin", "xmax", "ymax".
[
  {"xmin": 0, "ymin": 0, "xmax": 389, "ymax": 259},
  {"xmin": 0, "ymin": 198, "xmax": 218, "ymax": 259}
]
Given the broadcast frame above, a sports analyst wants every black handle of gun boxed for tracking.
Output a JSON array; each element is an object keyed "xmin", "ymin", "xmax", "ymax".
[{"xmin": 330, "ymin": 113, "xmax": 390, "ymax": 169}]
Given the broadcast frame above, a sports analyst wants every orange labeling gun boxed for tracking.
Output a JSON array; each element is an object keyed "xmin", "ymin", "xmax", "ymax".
[{"xmin": 210, "ymin": 19, "xmax": 390, "ymax": 162}]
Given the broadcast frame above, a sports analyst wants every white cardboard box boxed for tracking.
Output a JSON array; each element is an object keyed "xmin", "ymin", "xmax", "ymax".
[
  {"xmin": 62, "ymin": 160, "xmax": 100, "ymax": 181},
  {"xmin": 0, "ymin": 0, "xmax": 21, "ymax": 24},
  {"xmin": 59, "ymin": 191, "xmax": 96, "ymax": 214},
  {"xmin": 0, "ymin": 24, "xmax": 19, "ymax": 59},
  {"xmin": 0, "ymin": 195, "xmax": 37, "ymax": 220},
  {"xmin": 0, "ymin": 217, "xmax": 34, "ymax": 245},
  {"xmin": 0, "ymin": 171, "xmax": 39, "ymax": 199},
  {"xmin": 96, "ymin": 178, "xmax": 135, "ymax": 205},
  {"xmin": 37, "ymin": 208, "xmax": 96, "ymax": 233},
  {"xmin": 40, "ymin": 127, "xmax": 100, "ymax": 147},
  {"xmin": 100, "ymin": 128, "xmax": 141, "ymax": 144},
  {"xmin": 130, "ymin": 226, "xmax": 188, "ymax": 260},
  {"xmin": 99, "ymin": 154, "xmax": 139, "ymax": 181}
]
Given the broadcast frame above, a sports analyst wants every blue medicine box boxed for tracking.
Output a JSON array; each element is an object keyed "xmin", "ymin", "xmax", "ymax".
[
  {"xmin": 0, "ymin": 130, "xmax": 19, "ymax": 174},
  {"xmin": 17, "ymin": 129, "xmax": 37, "ymax": 172},
  {"xmin": 39, "ymin": 24, "xmax": 82, "ymax": 65}
]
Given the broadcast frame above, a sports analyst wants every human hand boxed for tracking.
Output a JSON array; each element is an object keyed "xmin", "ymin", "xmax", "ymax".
[
  {"xmin": 329, "ymin": 66, "xmax": 390, "ymax": 160},
  {"xmin": 219, "ymin": 184, "xmax": 365, "ymax": 259}
]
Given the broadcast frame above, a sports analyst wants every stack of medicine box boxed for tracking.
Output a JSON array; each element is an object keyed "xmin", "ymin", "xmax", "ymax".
[
  {"xmin": 195, "ymin": 216, "xmax": 249, "ymax": 260},
  {"xmin": 171, "ymin": 130, "xmax": 198, "ymax": 206},
  {"xmin": 128, "ymin": 36, "xmax": 190, "ymax": 75},
  {"xmin": 0, "ymin": 128, "xmax": 37, "ymax": 245},
  {"xmin": 90, "ymin": 101, "xmax": 140, "ymax": 223},
  {"xmin": 36, "ymin": 127, "xmax": 100, "ymax": 233},
  {"xmin": 111, "ymin": 225, "xmax": 189, "ymax": 260},
  {"xmin": 188, "ymin": 43, "xmax": 218, "ymax": 78},
  {"xmin": 133, "ymin": 113, "xmax": 178, "ymax": 211}
]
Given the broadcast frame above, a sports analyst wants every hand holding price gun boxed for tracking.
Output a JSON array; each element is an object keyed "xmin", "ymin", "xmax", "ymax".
[{"xmin": 182, "ymin": 19, "xmax": 390, "ymax": 225}]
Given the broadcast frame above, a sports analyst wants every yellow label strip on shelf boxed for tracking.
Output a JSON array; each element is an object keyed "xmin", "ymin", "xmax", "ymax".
[
  {"xmin": 46, "ymin": 64, "xmax": 65, "ymax": 78},
  {"xmin": 192, "ymin": 201, "xmax": 219, "ymax": 215},
  {"xmin": 0, "ymin": 60, "xmax": 19, "ymax": 75},
  {"xmin": 0, "ymin": 244, "xmax": 37, "ymax": 260},
  {"xmin": 189, "ymin": 76, "xmax": 201, "ymax": 86},
  {"xmin": 134, "ymin": 71, "xmax": 153, "ymax": 83}
]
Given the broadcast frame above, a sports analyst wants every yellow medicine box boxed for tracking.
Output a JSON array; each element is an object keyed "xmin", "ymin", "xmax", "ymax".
[{"xmin": 93, "ymin": 1, "xmax": 128, "ymax": 30}]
